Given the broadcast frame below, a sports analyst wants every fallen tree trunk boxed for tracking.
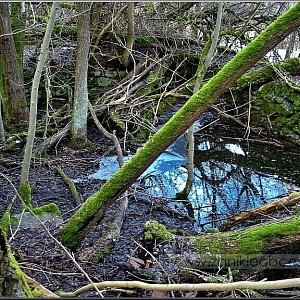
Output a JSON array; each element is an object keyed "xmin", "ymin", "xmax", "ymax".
[
  {"xmin": 59, "ymin": 3, "xmax": 300, "ymax": 251},
  {"xmin": 139, "ymin": 217, "xmax": 300, "ymax": 278},
  {"xmin": 233, "ymin": 57, "xmax": 300, "ymax": 89},
  {"xmin": 219, "ymin": 192, "xmax": 300, "ymax": 231}
]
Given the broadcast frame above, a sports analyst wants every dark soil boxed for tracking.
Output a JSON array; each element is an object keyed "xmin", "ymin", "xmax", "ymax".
[
  {"xmin": 1, "ymin": 119, "xmax": 300, "ymax": 298},
  {"xmin": 0, "ymin": 120, "xmax": 197, "ymax": 298}
]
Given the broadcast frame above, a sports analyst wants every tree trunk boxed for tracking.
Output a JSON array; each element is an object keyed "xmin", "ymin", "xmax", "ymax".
[
  {"xmin": 0, "ymin": 2, "xmax": 28, "ymax": 125},
  {"xmin": 60, "ymin": 3, "xmax": 300, "ymax": 251},
  {"xmin": 90, "ymin": 2, "xmax": 102, "ymax": 27},
  {"xmin": 11, "ymin": 3, "xmax": 25, "ymax": 77},
  {"xmin": 121, "ymin": 3, "xmax": 135, "ymax": 68},
  {"xmin": 71, "ymin": 2, "xmax": 91, "ymax": 148},
  {"xmin": 0, "ymin": 95, "xmax": 5, "ymax": 142},
  {"xmin": 20, "ymin": 2, "xmax": 59, "ymax": 207},
  {"xmin": 219, "ymin": 192, "xmax": 300, "ymax": 231},
  {"xmin": 178, "ymin": 2, "xmax": 223, "ymax": 199}
]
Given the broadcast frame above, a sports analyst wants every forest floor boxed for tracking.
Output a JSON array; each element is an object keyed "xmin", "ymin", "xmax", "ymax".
[{"xmin": 1, "ymin": 119, "xmax": 300, "ymax": 298}]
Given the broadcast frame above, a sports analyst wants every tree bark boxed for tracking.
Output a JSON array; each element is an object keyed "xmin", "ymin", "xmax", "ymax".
[
  {"xmin": 141, "ymin": 217, "xmax": 300, "ymax": 281},
  {"xmin": 60, "ymin": 3, "xmax": 300, "ymax": 251},
  {"xmin": 121, "ymin": 3, "xmax": 135, "ymax": 68},
  {"xmin": 0, "ymin": 2, "xmax": 28, "ymax": 125},
  {"xmin": 219, "ymin": 192, "xmax": 300, "ymax": 231},
  {"xmin": 71, "ymin": 2, "xmax": 91, "ymax": 148},
  {"xmin": 178, "ymin": 2, "xmax": 223, "ymax": 199}
]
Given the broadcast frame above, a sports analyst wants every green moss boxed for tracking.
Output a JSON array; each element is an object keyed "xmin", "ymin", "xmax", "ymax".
[
  {"xmin": 193, "ymin": 232, "xmax": 235, "ymax": 255},
  {"xmin": 143, "ymin": 220, "xmax": 172, "ymax": 242},
  {"xmin": 19, "ymin": 182, "xmax": 32, "ymax": 210},
  {"xmin": 192, "ymin": 217, "xmax": 300, "ymax": 256},
  {"xmin": 205, "ymin": 228, "xmax": 220, "ymax": 233},
  {"xmin": 60, "ymin": 3, "xmax": 300, "ymax": 250},
  {"xmin": 60, "ymin": 2, "xmax": 76, "ymax": 8},
  {"xmin": 32, "ymin": 289, "xmax": 42, "ymax": 297},
  {"xmin": 235, "ymin": 217, "xmax": 300, "ymax": 254},
  {"xmin": 253, "ymin": 81, "xmax": 300, "ymax": 136},
  {"xmin": 0, "ymin": 206, "xmax": 19, "ymax": 235},
  {"xmin": 8, "ymin": 248, "xmax": 34, "ymax": 297},
  {"xmin": 135, "ymin": 35, "xmax": 156, "ymax": 44},
  {"xmin": 32, "ymin": 203, "xmax": 61, "ymax": 217},
  {"xmin": 93, "ymin": 244, "xmax": 112, "ymax": 262},
  {"xmin": 290, "ymin": 191, "xmax": 300, "ymax": 197},
  {"xmin": 235, "ymin": 58, "xmax": 300, "ymax": 88}
]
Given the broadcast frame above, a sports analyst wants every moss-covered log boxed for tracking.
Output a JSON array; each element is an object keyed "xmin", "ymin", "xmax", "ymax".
[
  {"xmin": 233, "ymin": 57, "xmax": 300, "ymax": 89},
  {"xmin": 60, "ymin": 3, "xmax": 300, "ymax": 250},
  {"xmin": 142, "ymin": 217, "xmax": 300, "ymax": 272},
  {"xmin": 190, "ymin": 216, "xmax": 300, "ymax": 270}
]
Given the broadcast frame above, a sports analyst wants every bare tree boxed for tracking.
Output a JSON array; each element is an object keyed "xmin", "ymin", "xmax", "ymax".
[
  {"xmin": 20, "ymin": 2, "xmax": 59, "ymax": 207},
  {"xmin": 71, "ymin": 2, "xmax": 91, "ymax": 148}
]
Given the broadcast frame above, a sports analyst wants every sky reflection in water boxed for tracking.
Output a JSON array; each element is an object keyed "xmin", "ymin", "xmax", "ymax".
[{"xmin": 88, "ymin": 137, "xmax": 298, "ymax": 230}]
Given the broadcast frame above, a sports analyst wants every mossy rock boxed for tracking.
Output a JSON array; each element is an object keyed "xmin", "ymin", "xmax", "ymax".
[
  {"xmin": 252, "ymin": 81, "xmax": 300, "ymax": 138},
  {"xmin": 13, "ymin": 203, "xmax": 62, "ymax": 229}
]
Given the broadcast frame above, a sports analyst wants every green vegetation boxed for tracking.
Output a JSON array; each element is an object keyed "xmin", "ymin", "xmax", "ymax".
[
  {"xmin": 19, "ymin": 182, "xmax": 32, "ymax": 209},
  {"xmin": 253, "ymin": 81, "xmax": 300, "ymax": 137},
  {"xmin": 0, "ymin": 206, "xmax": 18, "ymax": 235},
  {"xmin": 93, "ymin": 245, "xmax": 112, "ymax": 262},
  {"xmin": 143, "ymin": 220, "xmax": 173, "ymax": 242},
  {"xmin": 192, "ymin": 217, "xmax": 300, "ymax": 255},
  {"xmin": 32, "ymin": 203, "xmax": 62, "ymax": 217},
  {"xmin": 7, "ymin": 246, "xmax": 34, "ymax": 297}
]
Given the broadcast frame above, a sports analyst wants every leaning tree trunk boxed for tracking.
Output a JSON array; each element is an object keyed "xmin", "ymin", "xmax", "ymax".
[
  {"xmin": 178, "ymin": 2, "xmax": 223, "ymax": 199},
  {"xmin": 60, "ymin": 3, "xmax": 300, "ymax": 251}
]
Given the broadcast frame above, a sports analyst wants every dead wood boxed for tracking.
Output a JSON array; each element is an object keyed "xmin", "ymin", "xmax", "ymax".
[
  {"xmin": 24, "ymin": 274, "xmax": 59, "ymax": 298},
  {"xmin": 219, "ymin": 192, "xmax": 300, "ymax": 231},
  {"xmin": 55, "ymin": 166, "xmax": 81, "ymax": 206}
]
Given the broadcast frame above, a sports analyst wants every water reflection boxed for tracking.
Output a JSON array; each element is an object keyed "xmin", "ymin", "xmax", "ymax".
[{"xmin": 88, "ymin": 137, "xmax": 299, "ymax": 231}]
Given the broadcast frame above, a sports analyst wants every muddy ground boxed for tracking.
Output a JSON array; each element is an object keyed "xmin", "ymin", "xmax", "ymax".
[{"xmin": 1, "ymin": 119, "xmax": 300, "ymax": 298}]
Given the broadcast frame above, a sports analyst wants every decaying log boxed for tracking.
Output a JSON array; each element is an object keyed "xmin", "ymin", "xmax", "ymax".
[{"xmin": 219, "ymin": 192, "xmax": 300, "ymax": 231}]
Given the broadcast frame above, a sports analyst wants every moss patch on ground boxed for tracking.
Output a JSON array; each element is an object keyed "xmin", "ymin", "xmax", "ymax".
[{"xmin": 143, "ymin": 220, "xmax": 173, "ymax": 242}]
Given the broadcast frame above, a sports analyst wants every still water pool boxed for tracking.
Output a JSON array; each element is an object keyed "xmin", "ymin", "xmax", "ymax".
[{"xmin": 85, "ymin": 130, "xmax": 300, "ymax": 230}]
